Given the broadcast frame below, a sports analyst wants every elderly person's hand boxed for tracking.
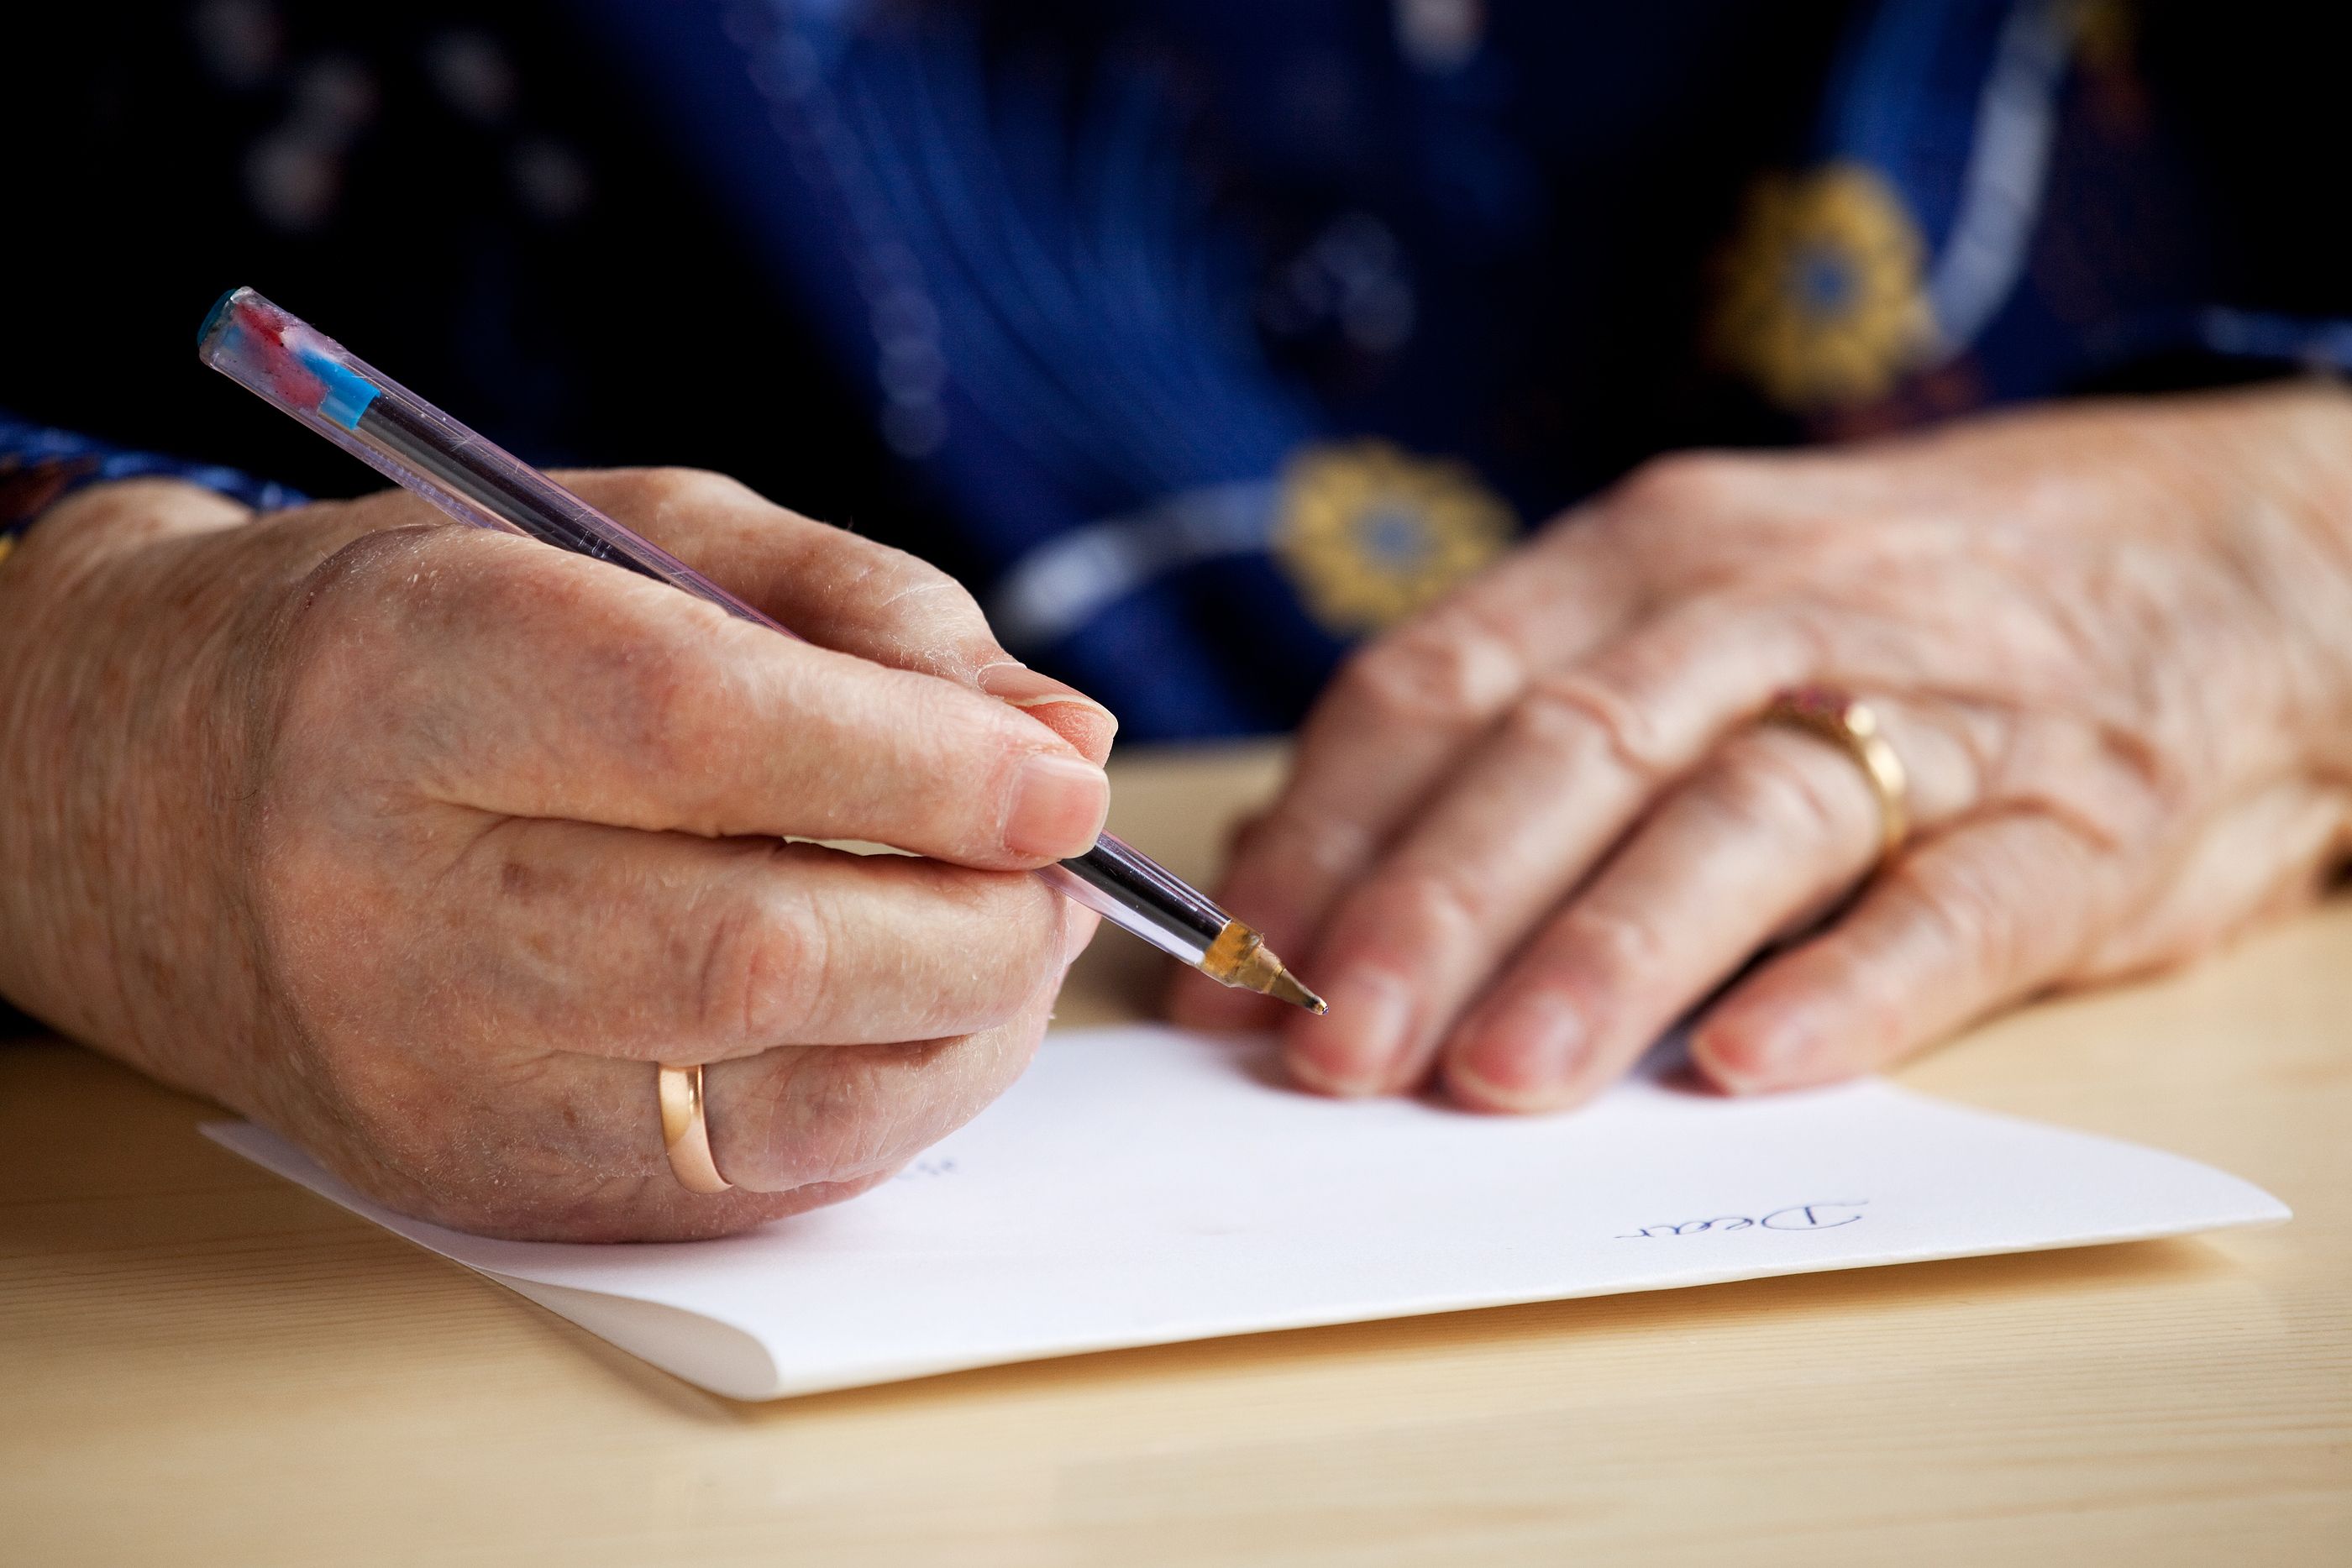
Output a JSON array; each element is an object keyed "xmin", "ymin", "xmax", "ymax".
[
  {"xmin": 0, "ymin": 469, "xmax": 1115, "ymax": 1240},
  {"xmin": 1175, "ymin": 382, "xmax": 2352, "ymax": 1109}
]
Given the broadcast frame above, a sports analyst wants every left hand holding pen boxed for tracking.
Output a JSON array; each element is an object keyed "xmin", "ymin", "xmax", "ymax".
[{"xmin": 1174, "ymin": 382, "xmax": 2352, "ymax": 1109}]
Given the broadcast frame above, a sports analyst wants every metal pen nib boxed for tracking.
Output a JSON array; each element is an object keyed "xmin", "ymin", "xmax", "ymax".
[
  {"xmin": 1199, "ymin": 921, "xmax": 1328, "ymax": 1015},
  {"xmin": 1263, "ymin": 967, "xmax": 1328, "ymax": 1015}
]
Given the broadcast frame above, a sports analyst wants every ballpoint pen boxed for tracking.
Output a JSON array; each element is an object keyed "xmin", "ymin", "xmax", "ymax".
[{"xmin": 197, "ymin": 287, "xmax": 1326, "ymax": 1014}]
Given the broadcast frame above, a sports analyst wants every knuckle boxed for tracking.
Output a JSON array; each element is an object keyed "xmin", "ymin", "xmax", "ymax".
[
  {"xmin": 1609, "ymin": 449, "xmax": 1764, "ymax": 521},
  {"xmin": 869, "ymin": 548, "xmax": 968, "ymax": 609},
  {"xmin": 1507, "ymin": 671, "xmax": 1656, "ymax": 773},
  {"xmin": 625, "ymin": 465, "xmax": 759, "ymax": 515},
  {"xmin": 1356, "ymin": 866, "xmax": 1490, "ymax": 951},
  {"xmin": 1231, "ymin": 803, "xmax": 1372, "ymax": 882},
  {"xmin": 560, "ymin": 466, "xmax": 762, "ymax": 542},
  {"xmin": 1551, "ymin": 901, "xmax": 1669, "ymax": 983},
  {"xmin": 1334, "ymin": 615, "xmax": 1525, "ymax": 727},
  {"xmin": 865, "ymin": 552, "xmax": 994, "ymax": 658},
  {"xmin": 1703, "ymin": 738, "xmax": 1865, "ymax": 847},
  {"xmin": 739, "ymin": 1040, "xmax": 969, "ymax": 1191},
  {"xmin": 997, "ymin": 879, "xmax": 1075, "ymax": 999},
  {"xmin": 281, "ymin": 522, "xmax": 440, "ymax": 642},
  {"xmin": 265, "ymin": 525, "xmax": 459, "ymax": 751},
  {"xmin": 920, "ymin": 867, "xmax": 1067, "ymax": 1019},
  {"xmin": 692, "ymin": 883, "xmax": 823, "ymax": 1044},
  {"xmin": 1885, "ymin": 852, "xmax": 2020, "ymax": 989},
  {"xmin": 794, "ymin": 1061, "xmax": 924, "ymax": 1185},
  {"xmin": 923, "ymin": 578, "xmax": 992, "ymax": 641}
]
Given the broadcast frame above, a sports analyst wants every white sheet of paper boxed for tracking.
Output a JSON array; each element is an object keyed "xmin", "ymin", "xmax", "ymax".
[{"xmin": 204, "ymin": 1026, "xmax": 2286, "ymax": 1400}]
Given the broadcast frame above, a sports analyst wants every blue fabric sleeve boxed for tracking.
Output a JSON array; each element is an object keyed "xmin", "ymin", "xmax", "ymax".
[{"xmin": 1, "ymin": 410, "xmax": 304, "ymax": 551}]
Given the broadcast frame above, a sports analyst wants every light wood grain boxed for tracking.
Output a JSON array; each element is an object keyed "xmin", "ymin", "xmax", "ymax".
[{"xmin": 3, "ymin": 742, "xmax": 2346, "ymax": 1566}]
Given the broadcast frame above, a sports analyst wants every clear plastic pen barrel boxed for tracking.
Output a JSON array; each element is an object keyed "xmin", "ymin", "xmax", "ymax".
[{"xmin": 197, "ymin": 288, "xmax": 773, "ymax": 630}]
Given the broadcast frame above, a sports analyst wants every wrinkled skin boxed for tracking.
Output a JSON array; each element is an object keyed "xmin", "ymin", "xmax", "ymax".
[
  {"xmin": 0, "ymin": 469, "xmax": 1116, "ymax": 1240},
  {"xmin": 1174, "ymin": 383, "xmax": 2352, "ymax": 1109}
]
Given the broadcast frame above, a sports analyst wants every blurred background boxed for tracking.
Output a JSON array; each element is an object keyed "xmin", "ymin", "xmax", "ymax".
[{"xmin": 4, "ymin": 1, "xmax": 2343, "ymax": 738}]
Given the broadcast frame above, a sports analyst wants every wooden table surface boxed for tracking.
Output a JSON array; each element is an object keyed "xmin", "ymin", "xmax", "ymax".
[{"xmin": 4, "ymin": 742, "xmax": 2347, "ymax": 1565}]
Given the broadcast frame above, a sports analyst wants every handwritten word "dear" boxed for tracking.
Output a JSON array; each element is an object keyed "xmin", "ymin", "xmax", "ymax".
[{"xmin": 1615, "ymin": 1201, "xmax": 1869, "ymax": 1239}]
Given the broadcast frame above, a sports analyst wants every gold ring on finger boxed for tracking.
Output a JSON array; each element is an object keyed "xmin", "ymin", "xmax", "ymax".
[
  {"xmin": 657, "ymin": 1062, "xmax": 733, "ymax": 1194},
  {"xmin": 1760, "ymin": 686, "xmax": 1910, "ymax": 866}
]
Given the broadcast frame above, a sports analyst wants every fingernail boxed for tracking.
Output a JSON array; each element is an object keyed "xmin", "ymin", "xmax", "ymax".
[
  {"xmin": 1450, "ymin": 992, "xmax": 1586, "ymax": 1110},
  {"xmin": 1691, "ymin": 1011, "xmax": 1814, "ymax": 1093},
  {"xmin": 1288, "ymin": 967, "xmax": 1413, "ymax": 1096},
  {"xmin": 1005, "ymin": 753, "xmax": 1110, "ymax": 859},
  {"xmin": 978, "ymin": 664, "xmax": 1120, "ymax": 729}
]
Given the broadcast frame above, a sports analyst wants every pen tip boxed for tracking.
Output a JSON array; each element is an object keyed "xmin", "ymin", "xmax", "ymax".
[
  {"xmin": 1268, "ymin": 968, "xmax": 1327, "ymax": 1016},
  {"xmin": 1200, "ymin": 920, "xmax": 1328, "ymax": 1013}
]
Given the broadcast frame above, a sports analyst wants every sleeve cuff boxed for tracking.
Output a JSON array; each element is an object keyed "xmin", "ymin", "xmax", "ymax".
[{"xmin": 1, "ymin": 411, "xmax": 306, "ymax": 551}]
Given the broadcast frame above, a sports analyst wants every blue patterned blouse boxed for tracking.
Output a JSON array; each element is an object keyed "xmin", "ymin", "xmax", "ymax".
[{"xmin": 4, "ymin": 0, "xmax": 2345, "ymax": 737}]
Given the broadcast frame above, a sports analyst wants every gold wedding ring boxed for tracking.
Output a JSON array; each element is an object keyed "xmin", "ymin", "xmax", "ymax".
[
  {"xmin": 657, "ymin": 1062, "xmax": 732, "ymax": 1194},
  {"xmin": 1761, "ymin": 687, "xmax": 1910, "ymax": 863}
]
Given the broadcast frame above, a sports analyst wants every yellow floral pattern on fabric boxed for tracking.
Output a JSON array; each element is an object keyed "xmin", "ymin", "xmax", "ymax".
[
  {"xmin": 1712, "ymin": 160, "xmax": 1934, "ymax": 412},
  {"xmin": 1272, "ymin": 441, "xmax": 1515, "ymax": 635}
]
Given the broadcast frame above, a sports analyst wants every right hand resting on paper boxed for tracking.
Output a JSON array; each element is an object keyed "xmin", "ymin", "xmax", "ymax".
[{"xmin": 0, "ymin": 469, "xmax": 1116, "ymax": 1240}]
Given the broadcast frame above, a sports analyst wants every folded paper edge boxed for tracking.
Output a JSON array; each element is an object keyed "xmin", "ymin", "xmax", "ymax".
[
  {"xmin": 199, "ymin": 1104, "xmax": 2292, "ymax": 1403},
  {"xmin": 482, "ymin": 1274, "xmax": 783, "ymax": 1400}
]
